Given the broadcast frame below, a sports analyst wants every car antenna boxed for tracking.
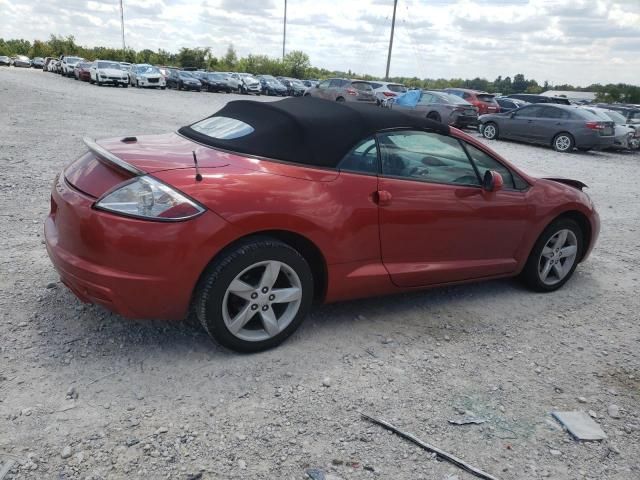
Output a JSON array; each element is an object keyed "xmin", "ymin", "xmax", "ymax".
[{"xmin": 192, "ymin": 151, "xmax": 203, "ymax": 182}]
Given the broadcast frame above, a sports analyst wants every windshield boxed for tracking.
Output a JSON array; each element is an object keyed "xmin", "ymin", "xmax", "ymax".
[
  {"xmin": 179, "ymin": 72, "xmax": 194, "ymax": 78},
  {"xmin": 191, "ymin": 117, "xmax": 254, "ymax": 140},
  {"xmin": 602, "ymin": 110, "xmax": 626, "ymax": 123},
  {"xmin": 208, "ymin": 73, "xmax": 224, "ymax": 81},
  {"xmin": 137, "ymin": 65, "xmax": 159, "ymax": 74},
  {"xmin": 66, "ymin": 57, "xmax": 82, "ymax": 63},
  {"xmin": 388, "ymin": 84, "xmax": 407, "ymax": 93},
  {"xmin": 77, "ymin": 62, "xmax": 90, "ymax": 69},
  {"xmin": 261, "ymin": 75, "xmax": 276, "ymax": 81},
  {"xmin": 352, "ymin": 81, "xmax": 373, "ymax": 92},
  {"xmin": 584, "ymin": 108, "xmax": 611, "ymax": 120},
  {"xmin": 97, "ymin": 61, "xmax": 120, "ymax": 70},
  {"xmin": 477, "ymin": 94, "xmax": 497, "ymax": 103}
]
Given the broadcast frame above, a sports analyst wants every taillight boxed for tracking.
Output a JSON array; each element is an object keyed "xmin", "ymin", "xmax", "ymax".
[
  {"xmin": 383, "ymin": 91, "xmax": 397, "ymax": 97},
  {"xmin": 586, "ymin": 122, "xmax": 604, "ymax": 130},
  {"xmin": 346, "ymin": 88, "xmax": 358, "ymax": 95}
]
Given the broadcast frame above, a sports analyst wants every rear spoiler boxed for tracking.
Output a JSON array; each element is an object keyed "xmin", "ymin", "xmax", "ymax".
[
  {"xmin": 543, "ymin": 177, "xmax": 587, "ymax": 191},
  {"xmin": 83, "ymin": 137, "xmax": 145, "ymax": 176}
]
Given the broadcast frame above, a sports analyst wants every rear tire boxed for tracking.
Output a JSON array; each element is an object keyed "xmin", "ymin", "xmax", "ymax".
[
  {"xmin": 196, "ymin": 238, "xmax": 314, "ymax": 352},
  {"xmin": 520, "ymin": 218, "xmax": 583, "ymax": 292},
  {"xmin": 336, "ymin": 97, "xmax": 345, "ymax": 102},
  {"xmin": 552, "ymin": 132, "xmax": 575, "ymax": 152}
]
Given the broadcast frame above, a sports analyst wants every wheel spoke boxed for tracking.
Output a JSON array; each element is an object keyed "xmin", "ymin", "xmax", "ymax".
[
  {"xmin": 541, "ymin": 246, "xmax": 554, "ymax": 258},
  {"xmin": 260, "ymin": 307, "xmax": 279, "ymax": 336},
  {"xmin": 554, "ymin": 230, "xmax": 568, "ymax": 248},
  {"xmin": 271, "ymin": 287, "xmax": 302, "ymax": 303},
  {"xmin": 228, "ymin": 279, "xmax": 255, "ymax": 300},
  {"xmin": 540, "ymin": 259, "xmax": 553, "ymax": 281},
  {"xmin": 259, "ymin": 261, "xmax": 281, "ymax": 289},
  {"xmin": 552, "ymin": 262, "xmax": 564, "ymax": 279},
  {"xmin": 227, "ymin": 304, "xmax": 255, "ymax": 334},
  {"xmin": 560, "ymin": 245, "xmax": 577, "ymax": 257}
]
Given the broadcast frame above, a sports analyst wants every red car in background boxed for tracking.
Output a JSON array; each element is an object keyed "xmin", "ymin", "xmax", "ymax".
[
  {"xmin": 45, "ymin": 97, "xmax": 598, "ymax": 352},
  {"xmin": 74, "ymin": 62, "xmax": 92, "ymax": 82},
  {"xmin": 444, "ymin": 88, "xmax": 501, "ymax": 114}
]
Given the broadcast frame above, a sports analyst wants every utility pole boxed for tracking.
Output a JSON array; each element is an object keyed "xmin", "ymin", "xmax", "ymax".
[
  {"xmin": 282, "ymin": 0, "xmax": 287, "ymax": 60},
  {"xmin": 385, "ymin": 0, "xmax": 398, "ymax": 80},
  {"xmin": 119, "ymin": 0, "xmax": 126, "ymax": 51}
]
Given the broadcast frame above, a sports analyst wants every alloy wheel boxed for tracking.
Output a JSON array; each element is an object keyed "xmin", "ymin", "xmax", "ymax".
[
  {"xmin": 555, "ymin": 135, "xmax": 572, "ymax": 152},
  {"xmin": 483, "ymin": 124, "xmax": 497, "ymax": 139},
  {"xmin": 537, "ymin": 229, "xmax": 578, "ymax": 286},
  {"xmin": 222, "ymin": 260, "xmax": 303, "ymax": 342}
]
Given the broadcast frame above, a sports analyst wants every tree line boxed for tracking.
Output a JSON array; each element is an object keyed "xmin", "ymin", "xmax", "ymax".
[{"xmin": 1, "ymin": 35, "xmax": 638, "ymax": 103}]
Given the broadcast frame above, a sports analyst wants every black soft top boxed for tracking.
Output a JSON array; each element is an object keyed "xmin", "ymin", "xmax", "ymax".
[{"xmin": 178, "ymin": 96, "xmax": 449, "ymax": 168}]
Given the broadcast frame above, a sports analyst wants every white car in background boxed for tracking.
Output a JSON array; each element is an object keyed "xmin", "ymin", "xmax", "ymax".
[
  {"xmin": 60, "ymin": 56, "xmax": 84, "ymax": 77},
  {"xmin": 368, "ymin": 80, "xmax": 407, "ymax": 105},
  {"xmin": 128, "ymin": 64, "xmax": 166, "ymax": 89},
  {"xmin": 89, "ymin": 60, "xmax": 129, "ymax": 87}
]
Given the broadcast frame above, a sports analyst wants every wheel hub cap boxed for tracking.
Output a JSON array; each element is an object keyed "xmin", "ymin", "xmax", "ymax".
[
  {"xmin": 222, "ymin": 260, "xmax": 302, "ymax": 342},
  {"xmin": 538, "ymin": 229, "xmax": 578, "ymax": 286}
]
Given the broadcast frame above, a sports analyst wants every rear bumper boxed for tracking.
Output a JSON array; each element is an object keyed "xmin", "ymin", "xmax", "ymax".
[{"xmin": 44, "ymin": 174, "xmax": 232, "ymax": 321}]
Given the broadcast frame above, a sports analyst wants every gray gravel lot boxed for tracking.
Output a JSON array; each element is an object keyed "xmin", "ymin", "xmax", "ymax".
[{"xmin": 1, "ymin": 67, "xmax": 639, "ymax": 480}]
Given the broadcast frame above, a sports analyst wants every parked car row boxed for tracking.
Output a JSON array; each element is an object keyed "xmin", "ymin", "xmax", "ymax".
[{"xmin": 479, "ymin": 103, "xmax": 640, "ymax": 152}]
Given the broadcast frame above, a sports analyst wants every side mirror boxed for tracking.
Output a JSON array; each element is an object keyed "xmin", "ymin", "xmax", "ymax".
[{"xmin": 483, "ymin": 170, "xmax": 504, "ymax": 192}]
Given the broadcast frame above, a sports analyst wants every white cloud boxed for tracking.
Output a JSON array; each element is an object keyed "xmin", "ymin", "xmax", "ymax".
[{"xmin": 2, "ymin": 0, "xmax": 639, "ymax": 85}]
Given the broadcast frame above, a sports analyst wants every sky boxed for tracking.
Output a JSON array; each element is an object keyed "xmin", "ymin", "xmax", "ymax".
[{"xmin": 1, "ymin": 0, "xmax": 639, "ymax": 86}]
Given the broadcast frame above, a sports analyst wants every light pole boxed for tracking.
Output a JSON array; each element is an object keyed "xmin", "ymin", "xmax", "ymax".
[
  {"xmin": 282, "ymin": 0, "xmax": 287, "ymax": 60},
  {"xmin": 119, "ymin": 0, "xmax": 126, "ymax": 51},
  {"xmin": 385, "ymin": 0, "xmax": 398, "ymax": 80}
]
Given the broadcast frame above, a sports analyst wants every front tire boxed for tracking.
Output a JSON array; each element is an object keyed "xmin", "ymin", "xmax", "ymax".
[
  {"xmin": 521, "ymin": 218, "xmax": 583, "ymax": 292},
  {"xmin": 196, "ymin": 238, "xmax": 314, "ymax": 352},
  {"xmin": 482, "ymin": 122, "xmax": 499, "ymax": 140},
  {"xmin": 553, "ymin": 132, "xmax": 575, "ymax": 152}
]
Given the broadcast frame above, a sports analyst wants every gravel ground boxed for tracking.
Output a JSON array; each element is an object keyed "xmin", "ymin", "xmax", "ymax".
[{"xmin": 1, "ymin": 67, "xmax": 639, "ymax": 480}]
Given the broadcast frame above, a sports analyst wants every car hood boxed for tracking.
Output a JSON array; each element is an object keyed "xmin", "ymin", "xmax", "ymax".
[
  {"xmin": 140, "ymin": 73, "xmax": 162, "ymax": 78},
  {"xmin": 99, "ymin": 68, "xmax": 126, "ymax": 76}
]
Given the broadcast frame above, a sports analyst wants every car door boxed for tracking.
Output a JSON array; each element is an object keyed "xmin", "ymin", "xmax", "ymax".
[
  {"xmin": 376, "ymin": 130, "xmax": 528, "ymax": 287},
  {"xmin": 504, "ymin": 105, "xmax": 545, "ymax": 141},
  {"xmin": 536, "ymin": 106, "xmax": 570, "ymax": 143}
]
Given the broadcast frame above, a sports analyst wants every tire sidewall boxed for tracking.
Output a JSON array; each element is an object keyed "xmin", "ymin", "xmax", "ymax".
[
  {"xmin": 198, "ymin": 240, "xmax": 314, "ymax": 352},
  {"xmin": 522, "ymin": 218, "xmax": 584, "ymax": 292}
]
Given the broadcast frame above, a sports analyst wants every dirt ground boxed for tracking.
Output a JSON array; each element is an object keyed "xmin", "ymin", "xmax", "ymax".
[{"xmin": 0, "ymin": 67, "xmax": 638, "ymax": 480}]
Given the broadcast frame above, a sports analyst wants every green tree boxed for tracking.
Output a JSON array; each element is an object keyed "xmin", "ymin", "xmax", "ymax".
[{"xmin": 283, "ymin": 50, "xmax": 310, "ymax": 78}]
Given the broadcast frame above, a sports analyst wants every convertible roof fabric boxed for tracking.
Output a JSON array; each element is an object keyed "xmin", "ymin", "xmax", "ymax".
[{"xmin": 178, "ymin": 96, "xmax": 449, "ymax": 168}]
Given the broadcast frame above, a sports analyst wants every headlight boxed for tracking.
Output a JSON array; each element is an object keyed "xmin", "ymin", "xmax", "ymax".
[{"xmin": 94, "ymin": 176, "xmax": 205, "ymax": 221}]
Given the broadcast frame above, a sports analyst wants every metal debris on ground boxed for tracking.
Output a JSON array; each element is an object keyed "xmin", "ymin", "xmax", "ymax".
[
  {"xmin": 0, "ymin": 459, "xmax": 16, "ymax": 480},
  {"xmin": 360, "ymin": 412, "xmax": 500, "ymax": 480},
  {"xmin": 306, "ymin": 468, "xmax": 326, "ymax": 480},
  {"xmin": 551, "ymin": 411, "xmax": 607, "ymax": 441},
  {"xmin": 448, "ymin": 417, "xmax": 487, "ymax": 425}
]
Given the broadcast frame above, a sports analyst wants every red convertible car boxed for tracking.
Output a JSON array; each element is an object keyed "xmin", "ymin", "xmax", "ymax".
[{"xmin": 45, "ymin": 97, "xmax": 599, "ymax": 351}]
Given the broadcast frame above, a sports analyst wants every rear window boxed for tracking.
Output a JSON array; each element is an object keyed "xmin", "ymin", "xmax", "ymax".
[
  {"xmin": 352, "ymin": 81, "xmax": 373, "ymax": 91},
  {"xmin": 388, "ymin": 84, "xmax": 407, "ymax": 93},
  {"xmin": 190, "ymin": 117, "xmax": 254, "ymax": 140},
  {"xmin": 476, "ymin": 94, "xmax": 496, "ymax": 103},
  {"xmin": 369, "ymin": 82, "xmax": 382, "ymax": 89}
]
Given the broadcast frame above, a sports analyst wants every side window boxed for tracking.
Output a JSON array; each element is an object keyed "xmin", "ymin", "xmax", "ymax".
[
  {"xmin": 418, "ymin": 93, "xmax": 434, "ymax": 104},
  {"xmin": 515, "ymin": 105, "xmax": 544, "ymax": 118},
  {"xmin": 378, "ymin": 131, "xmax": 480, "ymax": 187},
  {"xmin": 317, "ymin": 80, "xmax": 330, "ymax": 89},
  {"xmin": 338, "ymin": 138, "xmax": 378, "ymax": 174},
  {"xmin": 328, "ymin": 79, "xmax": 342, "ymax": 88},
  {"xmin": 541, "ymin": 107, "xmax": 569, "ymax": 119},
  {"xmin": 462, "ymin": 92, "xmax": 472, "ymax": 100},
  {"xmin": 464, "ymin": 143, "xmax": 528, "ymax": 191}
]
